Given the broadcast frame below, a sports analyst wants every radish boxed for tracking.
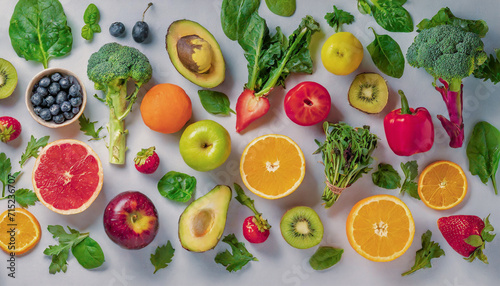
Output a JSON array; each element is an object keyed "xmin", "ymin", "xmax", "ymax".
[{"xmin": 234, "ymin": 183, "xmax": 271, "ymax": 244}]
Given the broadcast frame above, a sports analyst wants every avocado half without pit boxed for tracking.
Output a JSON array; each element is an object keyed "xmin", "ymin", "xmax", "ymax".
[{"xmin": 166, "ymin": 19, "xmax": 225, "ymax": 88}]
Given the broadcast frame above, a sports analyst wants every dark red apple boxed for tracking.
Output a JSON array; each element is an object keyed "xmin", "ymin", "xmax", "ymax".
[{"xmin": 103, "ymin": 191, "xmax": 159, "ymax": 249}]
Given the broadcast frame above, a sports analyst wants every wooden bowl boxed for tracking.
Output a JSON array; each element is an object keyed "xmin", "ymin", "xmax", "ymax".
[{"xmin": 25, "ymin": 67, "xmax": 87, "ymax": 128}]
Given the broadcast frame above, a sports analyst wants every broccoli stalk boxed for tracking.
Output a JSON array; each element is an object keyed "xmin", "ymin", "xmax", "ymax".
[
  {"xmin": 407, "ymin": 25, "xmax": 487, "ymax": 148},
  {"xmin": 87, "ymin": 43, "xmax": 152, "ymax": 164}
]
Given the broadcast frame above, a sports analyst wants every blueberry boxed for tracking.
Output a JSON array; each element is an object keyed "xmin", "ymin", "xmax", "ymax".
[
  {"xmin": 39, "ymin": 77, "xmax": 51, "ymax": 87},
  {"xmin": 59, "ymin": 77, "xmax": 70, "ymax": 89},
  {"xmin": 49, "ymin": 104, "xmax": 61, "ymax": 116},
  {"xmin": 36, "ymin": 86, "xmax": 48, "ymax": 97},
  {"xmin": 72, "ymin": 106, "xmax": 80, "ymax": 115},
  {"xmin": 60, "ymin": 101, "xmax": 72, "ymax": 112},
  {"xmin": 109, "ymin": 22, "xmax": 126, "ymax": 37},
  {"xmin": 51, "ymin": 73, "xmax": 62, "ymax": 82},
  {"xmin": 33, "ymin": 106, "xmax": 42, "ymax": 115},
  {"xmin": 53, "ymin": 114, "xmax": 65, "ymax": 124},
  {"xmin": 63, "ymin": 111, "xmax": 75, "ymax": 120},
  {"xmin": 45, "ymin": 95, "xmax": 55, "ymax": 107},
  {"xmin": 48, "ymin": 82, "xmax": 60, "ymax": 95},
  {"xmin": 39, "ymin": 108, "xmax": 52, "ymax": 121},
  {"xmin": 32, "ymin": 83, "xmax": 39, "ymax": 93},
  {"xmin": 70, "ymin": 97, "xmax": 82, "ymax": 107},
  {"xmin": 31, "ymin": 93, "xmax": 43, "ymax": 106},
  {"xmin": 69, "ymin": 84, "xmax": 80, "ymax": 97},
  {"xmin": 56, "ymin": 91, "xmax": 68, "ymax": 104},
  {"xmin": 40, "ymin": 98, "xmax": 48, "ymax": 107},
  {"xmin": 132, "ymin": 21, "xmax": 149, "ymax": 43}
]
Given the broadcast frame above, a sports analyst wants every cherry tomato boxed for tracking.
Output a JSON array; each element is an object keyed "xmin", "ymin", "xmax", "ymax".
[{"xmin": 284, "ymin": 81, "xmax": 331, "ymax": 126}]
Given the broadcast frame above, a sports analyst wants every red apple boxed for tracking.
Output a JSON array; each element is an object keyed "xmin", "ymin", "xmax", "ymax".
[{"xmin": 103, "ymin": 191, "xmax": 159, "ymax": 249}]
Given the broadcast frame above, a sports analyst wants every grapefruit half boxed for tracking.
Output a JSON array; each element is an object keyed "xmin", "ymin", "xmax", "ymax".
[{"xmin": 32, "ymin": 139, "xmax": 103, "ymax": 215}]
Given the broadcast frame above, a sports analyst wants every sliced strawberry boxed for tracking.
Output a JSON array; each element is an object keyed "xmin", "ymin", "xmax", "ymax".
[
  {"xmin": 235, "ymin": 89, "xmax": 270, "ymax": 133},
  {"xmin": 243, "ymin": 216, "xmax": 270, "ymax": 244},
  {"xmin": 0, "ymin": 116, "xmax": 21, "ymax": 143},
  {"xmin": 437, "ymin": 215, "xmax": 496, "ymax": 263},
  {"xmin": 134, "ymin": 146, "xmax": 160, "ymax": 174}
]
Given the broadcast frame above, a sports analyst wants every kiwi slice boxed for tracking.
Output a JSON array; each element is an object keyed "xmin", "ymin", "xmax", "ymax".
[
  {"xmin": 280, "ymin": 206, "xmax": 324, "ymax": 249},
  {"xmin": 348, "ymin": 73, "xmax": 388, "ymax": 114},
  {"xmin": 0, "ymin": 58, "xmax": 18, "ymax": 99}
]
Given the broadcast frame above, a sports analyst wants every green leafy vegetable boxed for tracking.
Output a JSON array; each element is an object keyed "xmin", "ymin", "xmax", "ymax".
[
  {"xmin": 474, "ymin": 49, "xmax": 500, "ymax": 84},
  {"xmin": 265, "ymin": 0, "xmax": 296, "ymax": 17},
  {"xmin": 0, "ymin": 188, "xmax": 39, "ymax": 208},
  {"xmin": 221, "ymin": 0, "xmax": 261, "ymax": 41},
  {"xmin": 309, "ymin": 246, "xmax": 343, "ymax": 271},
  {"xmin": 79, "ymin": 114, "xmax": 105, "ymax": 141},
  {"xmin": 367, "ymin": 27, "xmax": 405, "ymax": 78},
  {"xmin": 234, "ymin": 183, "xmax": 271, "ymax": 232},
  {"xmin": 19, "ymin": 135, "xmax": 50, "ymax": 168},
  {"xmin": 9, "ymin": 0, "xmax": 73, "ymax": 69},
  {"xmin": 0, "ymin": 153, "xmax": 19, "ymax": 197},
  {"xmin": 314, "ymin": 122, "xmax": 378, "ymax": 208},
  {"xmin": 402, "ymin": 230, "xmax": 444, "ymax": 276},
  {"xmin": 157, "ymin": 171, "xmax": 197, "ymax": 203},
  {"xmin": 416, "ymin": 7, "xmax": 488, "ymax": 37},
  {"xmin": 356, "ymin": 0, "xmax": 413, "ymax": 33},
  {"xmin": 400, "ymin": 160, "xmax": 420, "ymax": 199},
  {"xmin": 44, "ymin": 225, "xmax": 105, "ymax": 274},
  {"xmin": 372, "ymin": 163, "xmax": 402, "ymax": 189},
  {"xmin": 81, "ymin": 4, "xmax": 100, "ymax": 40},
  {"xmin": 150, "ymin": 241, "xmax": 175, "ymax": 274},
  {"xmin": 214, "ymin": 234, "xmax": 258, "ymax": 272},
  {"xmin": 198, "ymin": 90, "xmax": 235, "ymax": 115},
  {"xmin": 324, "ymin": 5, "xmax": 355, "ymax": 32},
  {"xmin": 466, "ymin": 121, "xmax": 500, "ymax": 195}
]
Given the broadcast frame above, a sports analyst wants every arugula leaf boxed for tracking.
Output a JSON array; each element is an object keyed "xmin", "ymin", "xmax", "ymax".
[
  {"xmin": 157, "ymin": 171, "xmax": 197, "ymax": 203},
  {"xmin": 19, "ymin": 135, "xmax": 50, "ymax": 168},
  {"xmin": 324, "ymin": 5, "xmax": 355, "ymax": 32},
  {"xmin": 221, "ymin": 0, "xmax": 261, "ymax": 41},
  {"xmin": 416, "ymin": 7, "xmax": 488, "ymax": 37},
  {"xmin": 474, "ymin": 49, "xmax": 500, "ymax": 85},
  {"xmin": 79, "ymin": 114, "xmax": 105, "ymax": 141},
  {"xmin": 81, "ymin": 4, "xmax": 100, "ymax": 40},
  {"xmin": 234, "ymin": 183, "xmax": 271, "ymax": 231},
  {"xmin": 13, "ymin": 188, "xmax": 39, "ymax": 208},
  {"xmin": 215, "ymin": 234, "xmax": 258, "ymax": 272},
  {"xmin": 372, "ymin": 163, "xmax": 402, "ymax": 189},
  {"xmin": 150, "ymin": 241, "xmax": 175, "ymax": 274},
  {"xmin": 198, "ymin": 90, "xmax": 235, "ymax": 115},
  {"xmin": 400, "ymin": 160, "xmax": 420, "ymax": 199},
  {"xmin": 0, "ymin": 153, "xmax": 17, "ymax": 197},
  {"xmin": 402, "ymin": 230, "xmax": 444, "ymax": 276},
  {"xmin": 367, "ymin": 27, "xmax": 405, "ymax": 78},
  {"xmin": 309, "ymin": 246, "xmax": 343, "ymax": 271}
]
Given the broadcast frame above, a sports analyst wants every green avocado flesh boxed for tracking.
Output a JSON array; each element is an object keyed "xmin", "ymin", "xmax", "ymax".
[{"xmin": 178, "ymin": 185, "xmax": 232, "ymax": 252}]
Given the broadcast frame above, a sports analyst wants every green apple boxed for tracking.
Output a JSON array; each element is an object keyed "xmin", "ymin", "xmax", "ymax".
[{"xmin": 179, "ymin": 120, "xmax": 231, "ymax": 172}]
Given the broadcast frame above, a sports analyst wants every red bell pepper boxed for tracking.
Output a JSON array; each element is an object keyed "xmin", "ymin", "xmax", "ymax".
[{"xmin": 384, "ymin": 90, "xmax": 434, "ymax": 156}]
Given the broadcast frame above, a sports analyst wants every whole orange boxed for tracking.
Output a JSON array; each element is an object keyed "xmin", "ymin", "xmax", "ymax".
[{"xmin": 140, "ymin": 83, "xmax": 192, "ymax": 133}]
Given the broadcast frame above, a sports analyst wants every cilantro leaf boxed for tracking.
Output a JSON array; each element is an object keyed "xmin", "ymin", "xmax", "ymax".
[
  {"xmin": 19, "ymin": 135, "xmax": 50, "ymax": 168},
  {"xmin": 371, "ymin": 163, "xmax": 402, "ymax": 189},
  {"xmin": 215, "ymin": 234, "xmax": 258, "ymax": 272},
  {"xmin": 402, "ymin": 230, "xmax": 444, "ymax": 276},
  {"xmin": 79, "ymin": 114, "xmax": 105, "ymax": 141},
  {"xmin": 150, "ymin": 241, "xmax": 175, "ymax": 274},
  {"xmin": 325, "ymin": 5, "xmax": 355, "ymax": 32},
  {"xmin": 13, "ymin": 188, "xmax": 39, "ymax": 208},
  {"xmin": 401, "ymin": 160, "xmax": 420, "ymax": 200}
]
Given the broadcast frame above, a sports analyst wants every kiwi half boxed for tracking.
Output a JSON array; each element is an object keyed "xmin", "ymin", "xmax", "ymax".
[
  {"xmin": 348, "ymin": 73, "xmax": 388, "ymax": 114},
  {"xmin": 0, "ymin": 58, "xmax": 18, "ymax": 99},
  {"xmin": 280, "ymin": 206, "xmax": 324, "ymax": 249}
]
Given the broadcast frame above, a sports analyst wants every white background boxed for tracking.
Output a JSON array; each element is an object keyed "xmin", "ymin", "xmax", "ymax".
[{"xmin": 1, "ymin": 0, "xmax": 500, "ymax": 285}]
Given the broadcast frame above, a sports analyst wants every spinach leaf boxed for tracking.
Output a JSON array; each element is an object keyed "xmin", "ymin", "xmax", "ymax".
[
  {"xmin": 367, "ymin": 27, "xmax": 405, "ymax": 78},
  {"xmin": 373, "ymin": 2, "xmax": 413, "ymax": 33},
  {"xmin": 372, "ymin": 163, "xmax": 402, "ymax": 189},
  {"xmin": 309, "ymin": 246, "xmax": 343, "ymax": 270},
  {"xmin": 416, "ymin": 7, "xmax": 488, "ymax": 37},
  {"xmin": 81, "ymin": 4, "xmax": 101, "ymax": 41},
  {"xmin": 71, "ymin": 237, "xmax": 105, "ymax": 269},
  {"xmin": 157, "ymin": 171, "xmax": 197, "ymax": 202},
  {"xmin": 357, "ymin": 0, "xmax": 372, "ymax": 15},
  {"xmin": 9, "ymin": 0, "xmax": 73, "ymax": 69},
  {"xmin": 466, "ymin": 121, "xmax": 500, "ymax": 195},
  {"xmin": 265, "ymin": 0, "xmax": 296, "ymax": 17},
  {"xmin": 198, "ymin": 90, "xmax": 235, "ymax": 115},
  {"xmin": 221, "ymin": 0, "xmax": 261, "ymax": 41}
]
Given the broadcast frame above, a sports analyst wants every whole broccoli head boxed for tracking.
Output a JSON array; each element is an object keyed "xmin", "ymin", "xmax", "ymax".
[
  {"xmin": 407, "ymin": 25, "xmax": 487, "ymax": 87},
  {"xmin": 87, "ymin": 42, "xmax": 153, "ymax": 91}
]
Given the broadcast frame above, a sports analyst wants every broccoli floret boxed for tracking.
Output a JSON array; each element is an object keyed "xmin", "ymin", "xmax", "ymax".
[{"xmin": 87, "ymin": 42, "xmax": 153, "ymax": 164}]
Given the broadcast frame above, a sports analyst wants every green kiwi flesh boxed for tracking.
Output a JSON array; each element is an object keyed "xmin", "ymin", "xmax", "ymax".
[
  {"xmin": 280, "ymin": 206, "xmax": 324, "ymax": 249},
  {"xmin": 0, "ymin": 58, "xmax": 18, "ymax": 99},
  {"xmin": 348, "ymin": 73, "xmax": 388, "ymax": 114}
]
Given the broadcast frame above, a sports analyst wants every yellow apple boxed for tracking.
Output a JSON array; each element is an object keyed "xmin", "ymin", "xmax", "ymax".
[{"xmin": 321, "ymin": 32, "xmax": 364, "ymax": 76}]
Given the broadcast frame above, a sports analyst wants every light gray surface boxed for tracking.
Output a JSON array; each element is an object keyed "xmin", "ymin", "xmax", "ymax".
[{"xmin": 1, "ymin": 0, "xmax": 500, "ymax": 285}]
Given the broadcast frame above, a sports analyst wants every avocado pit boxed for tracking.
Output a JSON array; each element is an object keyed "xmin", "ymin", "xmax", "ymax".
[{"xmin": 177, "ymin": 35, "xmax": 213, "ymax": 74}]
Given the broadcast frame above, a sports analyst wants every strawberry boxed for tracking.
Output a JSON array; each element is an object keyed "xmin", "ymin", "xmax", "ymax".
[
  {"xmin": 243, "ymin": 215, "xmax": 270, "ymax": 244},
  {"xmin": 235, "ymin": 89, "xmax": 270, "ymax": 133},
  {"xmin": 134, "ymin": 146, "xmax": 160, "ymax": 174},
  {"xmin": 437, "ymin": 215, "xmax": 496, "ymax": 263},
  {"xmin": 0, "ymin": 116, "xmax": 21, "ymax": 143}
]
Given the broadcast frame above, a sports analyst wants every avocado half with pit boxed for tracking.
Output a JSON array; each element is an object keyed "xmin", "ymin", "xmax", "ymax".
[
  {"xmin": 166, "ymin": 20, "xmax": 225, "ymax": 88},
  {"xmin": 178, "ymin": 185, "xmax": 232, "ymax": 252}
]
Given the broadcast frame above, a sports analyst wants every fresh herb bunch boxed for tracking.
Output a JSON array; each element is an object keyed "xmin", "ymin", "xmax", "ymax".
[{"xmin": 314, "ymin": 122, "xmax": 378, "ymax": 208}]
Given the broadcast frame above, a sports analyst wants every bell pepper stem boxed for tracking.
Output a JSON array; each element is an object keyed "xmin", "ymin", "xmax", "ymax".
[{"xmin": 398, "ymin": 90, "xmax": 411, "ymax": 115}]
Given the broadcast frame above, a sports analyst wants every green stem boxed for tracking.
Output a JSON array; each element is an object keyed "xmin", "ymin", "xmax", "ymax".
[
  {"xmin": 492, "ymin": 176, "xmax": 498, "ymax": 195},
  {"xmin": 107, "ymin": 85, "xmax": 128, "ymax": 165},
  {"xmin": 398, "ymin": 90, "xmax": 412, "ymax": 114}
]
